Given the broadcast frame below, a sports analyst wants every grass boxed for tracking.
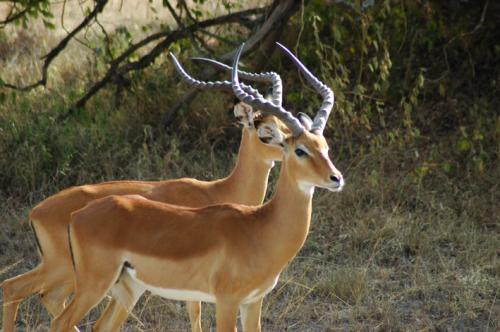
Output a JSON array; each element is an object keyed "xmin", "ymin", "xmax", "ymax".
[
  {"xmin": 1, "ymin": 146, "xmax": 498, "ymax": 331},
  {"xmin": 1, "ymin": 1, "xmax": 499, "ymax": 331}
]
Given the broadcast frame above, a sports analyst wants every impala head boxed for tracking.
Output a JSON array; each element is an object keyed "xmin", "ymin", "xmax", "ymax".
[
  {"xmin": 231, "ymin": 43, "xmax": 344, "ymax": 192},
  {"xmin": 233, "ymin": 104, "xmax": 290, "ymax": 165},
  {"xmin": 170, "ymin": 52, "xmax": 287, "ymax": 163}
]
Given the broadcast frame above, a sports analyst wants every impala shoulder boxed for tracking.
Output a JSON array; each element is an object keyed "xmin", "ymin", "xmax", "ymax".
[{"xmin": 29, "ymin": 184, "xmax": 88, "ymax": 220}]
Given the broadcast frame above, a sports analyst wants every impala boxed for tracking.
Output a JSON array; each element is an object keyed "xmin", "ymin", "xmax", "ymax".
[
  {"xmin": 1, "ymin": 57, "xmax": 288, "ymax": 332},
  {"xmin": 48, "ymin": 42, "xmax": 344, "ymax": 332}
]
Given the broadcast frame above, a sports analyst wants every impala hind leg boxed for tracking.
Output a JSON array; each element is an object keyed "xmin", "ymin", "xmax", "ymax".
[
  {"xmin": 187, "ymin": 301, "xmax": 203, "ymax": 332},
  {"xmin": 49, "ymin": 276, "xmax": 117, "ymax": 332},
  {"xmin": 93, "ymin": 298, "xmax": 130, "ymax": 332},
  {"xmin": 40, "ymin": 280, "xmax": 74, "ymax": 317},
  {"xmin": 93, "ymin": 271, "xmax": 145, "ymax": 332},
  {"xmin": 2, "ymin": 265, "xmax": 46, "ymax": 332},
  {"xmin": 240, "ymin": 298, "xmax": 263, "ymax": 332},
  {"xmin": 216, "ymin": 298, "xmax": 240, "ymax": 332}
]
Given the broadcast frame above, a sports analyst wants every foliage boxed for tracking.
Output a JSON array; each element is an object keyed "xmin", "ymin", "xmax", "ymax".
[
  {"xmin": 284, "ymin": 0, "xmax": 499, "ymax": 182},
  {"xmin": 0, "ymin": 0, "xmax": 53, "ymax": 28}
]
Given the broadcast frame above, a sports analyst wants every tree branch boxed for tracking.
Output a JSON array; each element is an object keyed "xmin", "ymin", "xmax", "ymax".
[
  {"xmin": 0, "ymin": 0, "xmax": 109, "ymax": 91},
  {"xmin": 74, "ymin": 4, "xmax": 271, "ymax": 109},
  {"xmin": 164, "ymin": 0, "xmax": 202, "ymax": 54},
  {"xmin": 0, "ymin": 6, "xmax": 27, "ymax": 28},
  {"xmin": 162, "ymin": 0, "xmax": 301, "ymax": 128}
]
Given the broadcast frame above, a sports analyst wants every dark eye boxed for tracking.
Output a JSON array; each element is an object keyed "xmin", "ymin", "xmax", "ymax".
[{"xmin": 295, "ymin": 148, "xmax": 307, "ymax": 157}]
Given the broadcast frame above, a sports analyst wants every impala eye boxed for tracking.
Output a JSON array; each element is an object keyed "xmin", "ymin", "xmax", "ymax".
[{"xmin": 295, "ymin": 148, "xmax": 307, "ymax": 157}]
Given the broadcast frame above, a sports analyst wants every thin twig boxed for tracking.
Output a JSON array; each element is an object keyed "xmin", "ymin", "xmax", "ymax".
[
  {"xmin": 428, "ymin": 0, "xmax": 489, "ymax": 83},
  {"xmin": 197, "ymin": 29, "xmax": 238, "ymax": 46},
  {"xmin": 163, "ymin": 0, "xmax": 205, "ymax": 55},
  {"xmin": 94, "ymin": 16, "xmax": 113, "ymax": 61},
  {"xmin": 179, "ymin": 0, "xmax": 197, "ymax": 23},
  {"xmin": 165, "ymin": 1, "xmax": 213, "ymax": 54},
  {"xmin": 73, "ymin": 5, "xmax": 271, "ymax": 109},
  {"xmin": 162, "ymin": 0, "xmax": 300, "ymax": 128},
  {"xmin": 0, "ymin": 0, "xmax": 109, "ymax": 91},
  {"xmin": 0, "ymin": 6, "xmax": 27, "ymax": 28}
]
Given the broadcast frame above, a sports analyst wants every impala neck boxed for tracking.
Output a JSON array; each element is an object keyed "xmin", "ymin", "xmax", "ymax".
[
  {"xmin": 215, "ymin": 127, "xmax": 274, "ymax": 205},
  {"xmin": 260, "ymin": 156, "xmax": 314, "ymax": 270}
]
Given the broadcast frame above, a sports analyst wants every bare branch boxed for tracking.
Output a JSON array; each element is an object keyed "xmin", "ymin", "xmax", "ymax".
[
  {"xmin": 0, "ymin": 0, "xmax": 109, "ymax": 91},
  {"xmin": 0, "ymin": 6, "xmax": 27, "ymax": 28},
  {"xmin": 179, "ymin": 0, "xmax": 197, "ymax": 23},
  {"xmin": 216, "ymin": 0, "xmax": 300, "ymax": 63},
  {"xmin": 198, "ymin": 29, "xmax": 238, "ymax": 46},
  {"xmin": 161, "ymin": 0, "xmax": 301, "ymax": 128},
  {"xmin": 163, "ymin": 0, "xmax": 209, "ymax": 55},
  {"xmin": 74, "ymin": 4, "xmax": 272, "ymax": 109}
]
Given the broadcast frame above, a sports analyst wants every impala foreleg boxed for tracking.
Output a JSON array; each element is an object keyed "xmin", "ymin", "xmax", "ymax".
[
  {"xmin": 240, "ymin": 297, "xmax": 263, "ymax": 332},
  {"xmin": 216, "ymin": 298, "xmax": 240, "ymax": 332},
  {"xmin": 93, "ymin": 271, "xmax": 145, "ymax": 332},
  {"xmin": 40, "ymin": 281, "xmax": 74, "ymax": 318},
  {"xmin": 93, "ymin": 298, "xmax": 130, "ymax": 332},
  {"xmin": 187, "ymin": 301, "xmax": 203, "ymax": 332},
  {"xmin": 49, "ymin": 275, "xmax": 117, "ymax": 332},
  {"xmin": 2, "ymin": 265, "xmax": 46, "ymax": 332}
]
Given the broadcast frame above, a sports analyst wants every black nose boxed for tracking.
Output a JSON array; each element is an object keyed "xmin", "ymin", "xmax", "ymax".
[{"xmin": 330, "ymin": 175, "xmax": 340, "ymax": 183}]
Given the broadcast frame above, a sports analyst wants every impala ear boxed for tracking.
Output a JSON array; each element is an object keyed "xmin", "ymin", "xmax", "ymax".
[
  {"xmin": 256, "ymin": 119, "xmax": 285, "ymax": 147},
  {"xmin": 233, "ymin": 102, "xmax": 254, "ymax": 127},
  {"xmin": 297, "ymin": 112, "xmax": 313, "ymax": 131}
]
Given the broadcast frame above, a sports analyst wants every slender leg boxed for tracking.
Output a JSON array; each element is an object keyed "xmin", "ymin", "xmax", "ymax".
[
  {"xmin": 2, "ymin": 265, "xmax": 45, "ymax": 332},
  {"xmin": 187, "ymin": 301, "xmax": 203, "ymax": 332},
  {"xmin": 93, "ymin": 272, "xmax": 145, "ymax": 332},
  {"xmin": 49, "ymin": 290, "xmax": 103, "ymax": 332},
  {"xmin": 93, "ymin": 299, "xmax": 129, "ymax": 332},
  {"xmin": 49, "ymin": 279, "xmax": 114, "ymax": 332},
  {"xmin": 240, "ymin": 298, "xmax": 263, "ymax": 332},
  {"xmin": 49, "ymin": 258, "xmax": 121, "ymax": 332},
  {"xmin": 216, "ymin": 298, "xmax": 240, "ymax": 332},
  {"xmin": 39, "ymin": 279, "xmax": 74, "ymax": 318},
  {"xmin": 93, "ymin": 297, "xmax": 143, "ymax": 332}
]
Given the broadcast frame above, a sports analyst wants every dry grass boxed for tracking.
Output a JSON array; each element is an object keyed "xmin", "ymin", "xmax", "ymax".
[
  {"xmin": 1, "ymin": 1, "xmax": 499, "ymax": 331},
  {"xmin": 1, "ymin": 153, "xmax": 498, "ymax": 331}
]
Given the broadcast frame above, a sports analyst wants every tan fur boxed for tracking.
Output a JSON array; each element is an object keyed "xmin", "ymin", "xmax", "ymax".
[
  {"xmin": 1, "ymin": 114, "xmax": 285, "ymax": 332},
  {"xmin": 50, "ymin": 131, "xmax": 344, "ymax": 332}
]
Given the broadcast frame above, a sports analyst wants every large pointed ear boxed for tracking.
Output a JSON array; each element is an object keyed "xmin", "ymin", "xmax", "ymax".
[
  {"xmin": 297, "ymin": 112, "xmax": 313, "ymax": 131},
  {"xmin": 233, "ymin": 101, "xmax": 254, "ymax": 127},
  {"xmin": 255, "ymin": 117, "xmax": 285, "ymax": 147}
]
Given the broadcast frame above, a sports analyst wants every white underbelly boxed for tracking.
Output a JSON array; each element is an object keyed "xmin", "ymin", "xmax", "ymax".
[
  {"xmin": 125, "ymin": 267, "xmax": 216, "ymax": 303},
  {"xmin": 148, "ymin": 286, "xmax": 216, "ymax": 302},
  {"xmin": 121, "ymin": 267, "xmax": 279, "ymax": 304}
]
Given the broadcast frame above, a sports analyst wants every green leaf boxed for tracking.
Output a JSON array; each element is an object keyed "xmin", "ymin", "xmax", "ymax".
[
  {"xmin": 441, "ymin": 162, "xmax": 454, "ymax": 174},
  {"xmin": 438, "ymin": 83, "xmax": 446, "ymax": 97},
  {"xmin": 457, "ymin": 137, "xmax": 471, "ymax": 152},
  {"xmin": 43, "ymin": 20, "xmax": 55, "ymax": 29}
]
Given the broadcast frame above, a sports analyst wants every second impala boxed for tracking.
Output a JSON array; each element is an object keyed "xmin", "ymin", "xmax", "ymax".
[
  {"xmin": 2, "ymin": 56, "xmax": 287, "ymax": 332},
  {"xmin": 49, "ymin": 43, "xmax": 345, "ymax": 332}
]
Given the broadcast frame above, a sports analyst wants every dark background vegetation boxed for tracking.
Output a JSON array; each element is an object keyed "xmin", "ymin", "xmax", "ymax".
[{"xmin": 0, "ymin": 0, "xmax": 499, "ymax": 330}]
